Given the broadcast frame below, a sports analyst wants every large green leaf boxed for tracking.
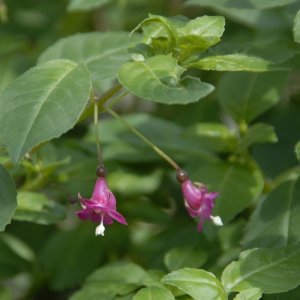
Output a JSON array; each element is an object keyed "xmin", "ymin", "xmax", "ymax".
[
  {"xmin": 162, "ymin": 268, "xmax": 227, "ymax": 300},
  {"xmin": 217, "ymin": 72, "xmax": 288, "ymax": 123},
  {"xmin": 118, "ymin": 55, "xmax": 214, "ymax": 104},
  {"xmin": 132, "ymin": 287, "xmax": 175, "ymax": 300},
  {"xmin": 0, "ymin": 164, "xmax": 17, "ymax": 231},
  {"xmin": 164, "ymin": 247, "xmax": 207, "ymax": 272},
  {"xmin": 190, "ymin": 54, "xmax": 271, "ymax": 72},
  {"xmin": 71, "ymin": 262, "xmax": 155, "ymax": 299},
  {"xmin": 222, "ymin": 242, "xmax": 300, "ymax": 294},
  {"xmin": 192, "ymin": 161, "xmax": 264, "ymax": 223},
  {"xmin": 38, "ymin": 32, "xmax": 137, "ymax": 83},
  {"xmin": 237, "ymin": 123, "xmax": 277, "ymax": 152},
  {"xmin": 68, "ymin": 0, "xmax": 110, "ymax": 11},
  {"xmin": 0, "ymin": 59, "xmax": 91, "ymax": 164},
  {"xmin": 242, "ymin": 177, "xmax": 300, "ymax": 249},
  {"xmin": 295, "ymin": 10, "xmax": 300, "ymax": 44},
  {"xmin": 13, "ymin": 192, "xmax": 66, "ymax": 225}
]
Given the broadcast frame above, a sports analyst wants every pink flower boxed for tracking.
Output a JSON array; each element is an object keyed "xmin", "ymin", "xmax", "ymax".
[
  {"xmin": 177, "ymin": 169, "xmax": 223, "ymax": 232},
  {"xmin": 76, "ymin": 173, "xmax": 127, "ymax": 236}
]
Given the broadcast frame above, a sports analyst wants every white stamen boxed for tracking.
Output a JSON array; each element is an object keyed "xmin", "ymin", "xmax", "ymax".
[
  {"xmin": 95, "ymin": 216, "xmax": 105, "ymax": 236},
  {"xmin": 210, "ymin": 215, "xmax": 223, "ymax": 226}
]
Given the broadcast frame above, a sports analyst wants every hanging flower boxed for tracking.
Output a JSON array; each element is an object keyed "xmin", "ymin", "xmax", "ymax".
[
  {"xmin": 176, "ymin": 169, "xmax": 223, "ymax": 232},
  {"xmin": 76, "ymin": 166, "xmax": 127, "ymax": 236}
]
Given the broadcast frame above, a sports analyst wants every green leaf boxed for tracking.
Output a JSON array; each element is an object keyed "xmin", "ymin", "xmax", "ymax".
[
  {"xmin": 13, "ymin": 192, "xmax": 66, "ymax": 225},
  {"xmin": 222, "ymin": 242, "xmax": 300, "ymax": 294},
  {"xmin": 162, "ymin": 268, "xmax": 227, "ymax": 300},
  {"xmin": 192, "ymin": 161, "xmax": 264, "ymax": 223},
  {"xmin": 0, "ymin": 59, "xmax": 91, "ymax": 164},
  {"xmin": 248, "ymin": 0, "xmax": 298, "ymax": 9},
  {"xmin": 183, "ymin": 122, "xmax": 237, "ymax": 152},
  {"xmin": 68, "ymin": 0, "xmax": 110, "ymax": 11},
  {"xmin": 217, "ymin": 72, "xmax": 288, "ymax": 123},
  {"xmin": 164, "ymin": 247, "xmax": 207, "ymax": 272},
  {"xmin": 242, "ymin": 177, "xmax": 300, "ymax": 249},
  {"xmin": 0, "ymin": 164, "xmax": 17, "ymax": 231},
  {"xmin": 39, "ymin": 225, "xmax": 105, "ymax": 290},
  {"xmin": 38, "ymin": 32, "xmax": 138, "ymax": 83},
  {"xmin": 177, "ymin": 16, "xmax": 225, "ymax": 60},
  {"xmin": 233, "ymin": 288, "xmax": 262, "ymax": 300},
  {"xmin": 296, "ymin": 141, "xmax": 300, "ymax": 162},
  {"xmin": 132, "ymin": 14, "xmax": 178, "ymax": 54},
  {"xmin": 293, "ymin": 10, "xmax": 300, "ymax": 43},
  {"xmin": 237, "ymin": 123, "xmax": 277, "ymax": 152},
  {"xmin": 132, "ymin": 287, "xmax": 175, "ymax": 300},
  {"xmin": 71, "ymin": 262, "xmax": 155, "ymax": 299},
  {"xmin": 190, "ymin": 54, "xmax": 272, "ymax": 72},
  {"xmin": 0, "ymin": 234, "xmax": 31, "ymax": 279},
  {"xmin": 118, "ymin": 55, "xmax": 214, "ymax": 104}
]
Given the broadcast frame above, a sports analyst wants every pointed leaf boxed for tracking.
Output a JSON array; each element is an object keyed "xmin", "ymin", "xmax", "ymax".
[
  {"xmin": 177, "ymin": 16, "xmax": 225, "ymax": 60},
  {"xmin": 0, "ymin": 59, "xmax": 92, "ymax": 164},
  {"xmin": 222, "ymin": 243, "xmax": 300, "ymax": 294},
  {"xmin": 118, "ymin": 55, "xmax": 214, "ymax": 104},
  {"xmin": 0, "ymin": 164, "xmax": 17, "ymax": 231},
  {"xmin": 243, "ymin": 177, "xmax": 300, "ymax": 249},
  {"xmin": 192, "ymin": 161, "xmax": 264, "ymax": 223},
  {"xmin": 68, "ymin": 0, "xmax": 110, "ymax": 11},
  {"xmin": 164, "ymin": 247, "xmax": 207, "ymax": 272},
  {"xmin": 190, "ymin": 54, "xmax": 272, "ymax": 72},
  {"xmin": 233, "ymin": 288, "xmax": 262, "ymax": 300},
  {"xmin": 237, "ymin": 123, "xmax": 277, "ymax": 152},
  {"xmin": 217, "ymin": 72, "xmax": 288, "ymax": 123},
  {"xmin": 39, "ymin": 32, "xmax": 138, "ymax": 83},
  {"xmin": 132, "ymin": 287, "xmax": 175, "ymax": 300},
  {"xmin": 162, "ymin": 268, "xmax": 227, "ymax": 300}
]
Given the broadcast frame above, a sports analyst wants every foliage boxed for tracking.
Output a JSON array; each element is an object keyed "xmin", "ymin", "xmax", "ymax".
[{"xmin": 0, "ymin": 0, "xmax": 300, "ymax": 299}]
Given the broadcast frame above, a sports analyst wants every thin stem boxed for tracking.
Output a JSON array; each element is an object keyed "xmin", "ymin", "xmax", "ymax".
[
  {"xmin": 105, "ymin": 107, "xmax": 180, "ymax": 170},
  {"xmin": 94, "ymin": 96, "xmax": 103, "ymax": 164}
]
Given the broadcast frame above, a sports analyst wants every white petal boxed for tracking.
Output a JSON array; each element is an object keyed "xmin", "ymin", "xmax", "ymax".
[
  {"xmin": 210, "ymin": 215, "xmax": 223, "ymax": 226},
  {"xmin": 95, "ymin": 222, "xmax": 105, "ymax": 236}
]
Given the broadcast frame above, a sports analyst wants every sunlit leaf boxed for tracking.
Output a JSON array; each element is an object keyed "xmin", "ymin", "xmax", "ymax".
[
  {"xmin": 132, "ymin": 287, "xmax": 175, "ymax": 300},
  {"xmin": 233, "ymin": 288, "xmax": 262, "ymax": 300},
  {"xmin": 162, "ymin": 268, "xmax": 227, "ymax": 300},
  {"xmin": 190, "ymin": 54, "xmax": 272, "ymax": 72},
  {"xmin": 118, "ymin": 55, "xmax": 214, "ymax": 104}
]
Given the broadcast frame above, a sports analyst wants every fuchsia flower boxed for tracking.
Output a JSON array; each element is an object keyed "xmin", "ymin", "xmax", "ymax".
[
  {"xmin": 76, "ymin": 166, "xmax": 127, "ymax": 236},
  {"xmin": 177, "ymin": 169, "xmax": 223, "ymax": 232}
]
